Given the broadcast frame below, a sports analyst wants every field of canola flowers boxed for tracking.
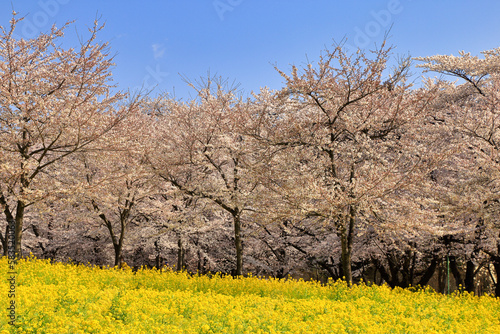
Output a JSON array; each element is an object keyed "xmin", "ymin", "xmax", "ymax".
[{"xmin": 1, "ymin": 257, "xmax": 500, "ymax": 333}]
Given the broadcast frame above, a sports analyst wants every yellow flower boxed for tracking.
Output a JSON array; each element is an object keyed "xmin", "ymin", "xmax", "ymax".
[{"xmin": 2, "ymin": 256, "xmax": 500, "ymax": 333}]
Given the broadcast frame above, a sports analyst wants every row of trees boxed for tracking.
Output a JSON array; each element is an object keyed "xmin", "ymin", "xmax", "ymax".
[{"xmin": 2, "ymin": 14, "xmax": 500, "ymax": 295}]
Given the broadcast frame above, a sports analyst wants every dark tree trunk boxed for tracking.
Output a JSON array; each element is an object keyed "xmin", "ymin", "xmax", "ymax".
[
  {"xmin": 338, "ymin": 207, "xmax": 355, "ymax": 286},
  {"xmin": 373, "ymin": 251, "xmax": 412, "ymax": 288},
  {"xmin": 417, "ymin": 255, "xmax": 439, "ymax": 287},
  {"xmin": 388, "ymin": 254, "xmax": 400, "ymax": 288},
  {"xmin": 374, "ymin": 259, "xmax": 393, "ymax": 287},
  {"xmin": 1, "ymin": 221, "xmax": 10, "ymax": 256},
  {"xmin": 155, "ymin": 254, "xmax": 162, "ymax": 270},
  {"xmin": 113, "ymin": 219, "xmax": 127, "ymax": 268},
  {"xmin": 401, "ymin": 248, "xmax": 416, "ymax": 288},
  {"xmin": 14, "ymin": 200, "xmax": 25, "ymax": 258},
  {"xmin": 94, "ymin": 200, "xmax": 131, "ymax": 268},
  {"xmin": 493, "ymin": 239, "xmax": 500, "ymax": 297},
  {"xmin": 317, "ymin": 257, "xmax": 338, "ymax": 280},
  {"xmin": 113, "ymin": 243, "xmax": 123, "ymax": 267},
  {"xmin": 462, "ymin": 218, "xmax": 486, "ymax": 293},
  {"xmin": 154, "ymin": 239, "xmax": 162, "ymax": 270},
  {"xmin": 177, "ymin": 238, "xmax": 185, "ymax": 271},
  {"xmin": 449, "ymin": 255, "xmax": 464, "ymax": 290},
  {"xmin": 233, "ymin": 212, "xmax": 243, "ymax": 276},
  {"xmin": 493, "ymin": 260, "xmax": 500, "ymax": 298},
  {"xmin": 196, "ymin": 250, "xmax": 209, "ymax": 274},
  {"xmin": 464, "ymin": 260, "xmax": 475, "ymax": 293},
  {"xmin": 0, "ymin": 194, "xmax": 15, "ymax": 256}
]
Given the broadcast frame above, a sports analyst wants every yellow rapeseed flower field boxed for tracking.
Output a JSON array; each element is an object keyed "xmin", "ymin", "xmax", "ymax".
[{"xmin": 1, "ymin": 256, "xmax": 500, "ymax": 333}]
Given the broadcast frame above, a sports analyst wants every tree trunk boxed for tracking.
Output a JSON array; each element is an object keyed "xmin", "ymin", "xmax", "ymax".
[
  {"xmin": 197, "ymin": 249, "xmax": 207, "ymax": 274},
  {"xmin": 373, "ymin": 258, "xmax": 392, "ymax": 287},
  {"xmin": 155, "ymin": 254, "xmax": 162, "ymax": 270},
  {"xmin": 388, "ymin": 254, "xmax": 401, "ymax": 288},
  {"xmin": 154, "ymin": 239, "xmax": 162, "ymax": 270},
  {"xmin": 112, "ymin": 220, "xmax": 127, "ymax": 268},
  {"xmin": 316, "ymin": 256, "xmax": 339, "ymax": 280},
  {"xmin": 339, "ymin": 234, "xmax": 352, "ymax": 285},
  {"xmin": 338, "ymin": 206, "xmax": 355, "ymax": 285},
  {"xmin": 114, "ymin": 246, "xmax": 123, "ymax": 267},
  {"xmin": 493, "ymin": 239, "xmax": 500, "ymax": 297},
  {"xmin": 1, "ymin": 223, "xmax": 9, "ymax": 256},
  {"xmin": 449, "ymin": 255, "xmax": 464, "ymax": 290},
  {"xmin": 95, "ymin": 202, "xmax": 130, "ymax": 268},
  {"xmin": 402, "ymin": 248, "xmax": 416, "ymax": 288},
  {"xmin": 14, "ymin": 200, "xmax": 25, "ymax": 258},
  {"xmin": 493, "ymin": 260, "xmax": 500, "ymax": 298},
  {"xmin": 464, "ymin": 260, "xmax": 475, "ymax": 293},
  {"xmin": 177, "ymin": 238, "xmax": 185, "ymax": 271},
  {"xmin": 417, "ymin": 255, "xmax": 438, "ymax": 287},
  {"xmin": 0, "ymin": 196, "xmax": 8, "ymax": 255},
  {"xmin": 233, "ymin": 212, "xmax": 243, "ymax": 276}
]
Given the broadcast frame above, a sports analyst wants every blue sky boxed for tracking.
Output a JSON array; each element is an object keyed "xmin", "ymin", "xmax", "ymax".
[{"xmin": 1, "ymin": 1, "xmax": 500, "ymax": 100}]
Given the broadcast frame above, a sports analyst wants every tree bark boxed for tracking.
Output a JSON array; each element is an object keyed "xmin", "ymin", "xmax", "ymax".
[
  {"xmin": 14, "ymin": 200, "xmax": 25, "ymax": 258},
  {"xmin": 464, "ymin": 260, "xmax": 475, "ymax": 293},
  {"xmin": 373, "ymin": 258, "xmax": 392, "ymax": 287},
  {"xmin": 493, "ymin": 239, "xmax": 500, "ymax": 297},
  {"xmin": 1, "ymin": 167, "xmax": 31, "ymax": 259},
  {"xmin": 339, "ymin": 239, "xmax": 352, "ymax": 285},
  {"xmin": 449, "ymin": 255, "xmax": 464, "ymax": 290},
  {"xmin": 388, "ymin": 253, "xmax": 401, "ymax": 288},
  {"xmin": 113, "ymin": 227, "xmax": 126, "ymax": 268},
  {"xmin": 177, "ymin": 238, "xmax": 185, "ymax": 271},
  {"xmin": 316, "ymin": 257, "xmax": 338, "ymax": 280},
  {"xmin": 0, "ymin": 225, "xmax": 7, "ymax": 256},
  {"xmin": 233, "ymin": 212, "xmax": 243, "ymax": 276},
  {"xmin": 402, "ymin": 248, "xmax": 416, "ymax": 288},
  {"xmin": 103, "ymin": 218, "xmax": 124, "ymax": 268},
  {"xmin": 417, "ymin": 255, "xmax": 439, "ymax": 287},
  {"xmin": 114, "ymin": 246, "xmax": 123, "ymax": 267},
  {"xmin": 493, "ymin": 260, "xmax": 500, "ymax": 298},
  {"xmin": 154, "ymin": 239, "xmax": 162, "ymax": 270},
  {"xmin": 338, "ymin": 205, "xmax": 355, "ymax": 285},
  {"xmin": 0, "ymin": 194, "xmax": 15, "ymax": 256},
  {"xmin": 93, "ymin": 200, "xmax": 130, "ymax": 268}
]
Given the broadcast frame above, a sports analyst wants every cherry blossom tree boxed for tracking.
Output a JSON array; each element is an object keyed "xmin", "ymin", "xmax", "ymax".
[
  {"xmin": 416, "ymin": 47, "xmax": 500, "ymax": 296},
  {"xmin": 0, "ymin": 14, "xmax": 140, "ymax": 257},
  {"xmin": 147, "ymin": 78, "xmax": 262, "ymax": 276},
  {"xmin": 249, "ymin": 41, "xmax": 440, "ymax": 284},
  {"xmin": 68, "ymin": 113, "xmax": 159, "ymax": 267}
]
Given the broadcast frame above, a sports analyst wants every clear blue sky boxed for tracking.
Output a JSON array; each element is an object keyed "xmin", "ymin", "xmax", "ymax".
[{"xmin": 1, "ymin": 1, "xmax": 500, "ymax": 100}]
